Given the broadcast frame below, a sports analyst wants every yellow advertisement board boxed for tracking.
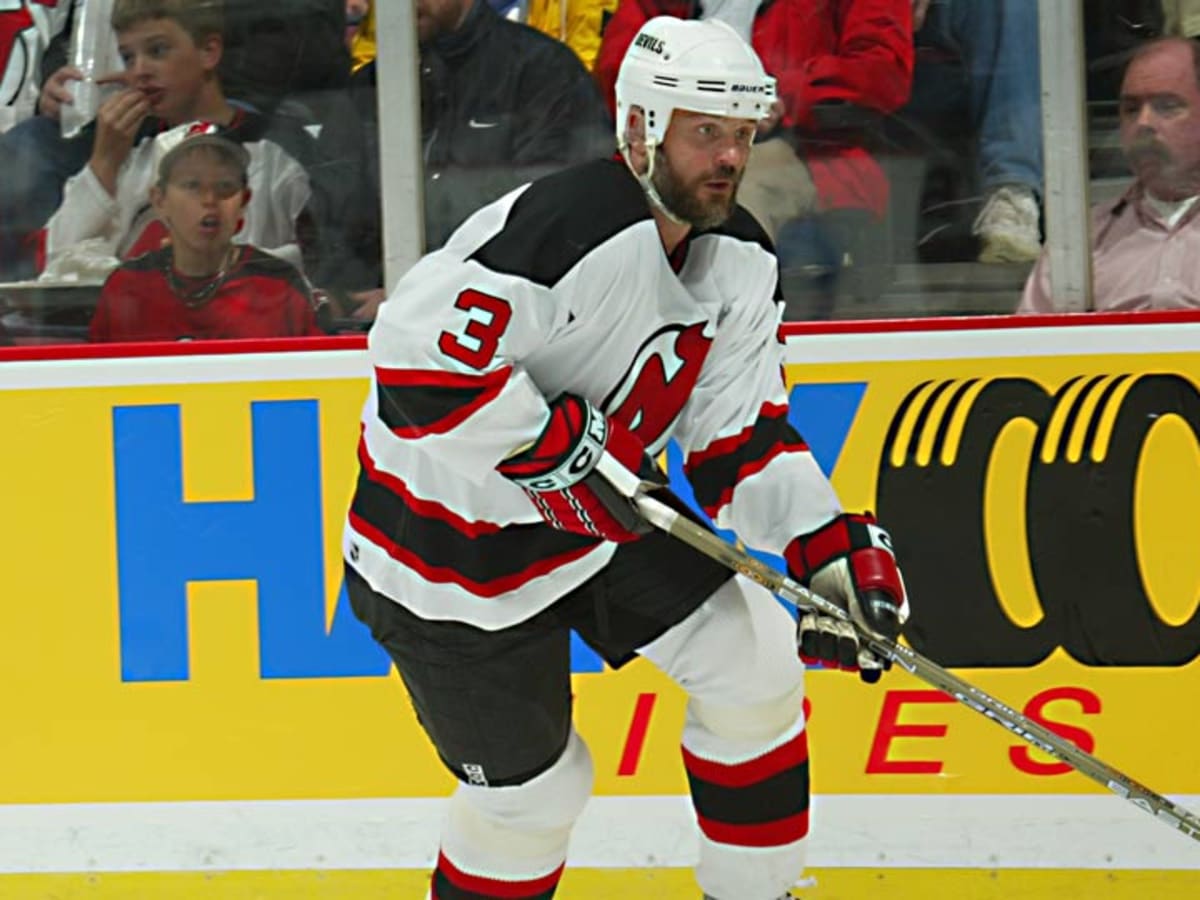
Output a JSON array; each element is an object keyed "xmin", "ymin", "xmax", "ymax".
[{"xmin": 0, "ymin": 334, "xmax": 1197, "ymax": 813}]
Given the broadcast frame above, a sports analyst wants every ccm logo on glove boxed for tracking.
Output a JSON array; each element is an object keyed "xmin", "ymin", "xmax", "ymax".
[
  {"xmin": 498, "ymin": 394, "xmax": 657, "ymax": 543},
  {"xmin": 520, "ymin": 411, "xmax": 609, "ymax": 491}
]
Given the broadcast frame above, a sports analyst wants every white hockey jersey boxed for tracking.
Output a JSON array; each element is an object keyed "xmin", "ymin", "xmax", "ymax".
[
  {"xmin": 345, "ymin": 158, "xmax": 841, "ymax": 630},
  {"xmin": 43, "ymin": 112, "xmax": 309, "ymax": 276}
]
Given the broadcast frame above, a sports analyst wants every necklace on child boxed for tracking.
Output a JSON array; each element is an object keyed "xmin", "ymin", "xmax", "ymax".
[{"xmin": 165, "ymin": 246, "xmax": 240, "ymax": 307}]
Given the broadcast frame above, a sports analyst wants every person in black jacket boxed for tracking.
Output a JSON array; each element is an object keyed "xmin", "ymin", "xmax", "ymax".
[{"xmin": 337, "ymin": 0, "xmax": 613, "ymax": 320}]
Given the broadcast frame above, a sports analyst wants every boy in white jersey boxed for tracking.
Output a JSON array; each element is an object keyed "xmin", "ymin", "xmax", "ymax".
[{"xmin": 344, "ymin": 17, "xmax": 911, "ymax": 900}]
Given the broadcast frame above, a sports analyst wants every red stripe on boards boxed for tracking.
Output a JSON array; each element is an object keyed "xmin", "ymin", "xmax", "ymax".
[{"xmin": 617, "ymin": 692, "xmax": 657, "ymax": 776}]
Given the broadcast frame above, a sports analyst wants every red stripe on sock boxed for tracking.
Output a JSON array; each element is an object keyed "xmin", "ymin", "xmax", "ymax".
[
  {"xmin": 695, "ymin": 810, "xmax": 810, "ymax": 847},
  {"xmin": 435, "ymin": 851, "xmax": 564, "ymax": 898},
  {"xmin": 682, "ymin": 727, "xmax": 808, "ymax": 788}
]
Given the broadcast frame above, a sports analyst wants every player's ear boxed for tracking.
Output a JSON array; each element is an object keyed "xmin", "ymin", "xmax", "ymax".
[
  {"xmin": 150, "ymin": 184, "xmax": 165, "ymax": 215},
  {"xmin": 624, "ymin": 106, "xmax": 649, "ymax": 175}
]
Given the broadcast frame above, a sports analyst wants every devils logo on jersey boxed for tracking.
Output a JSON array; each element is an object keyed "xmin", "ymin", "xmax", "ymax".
[{"xmin": 602, "ymin": 320, "xmax": 713, "ymax": 453}]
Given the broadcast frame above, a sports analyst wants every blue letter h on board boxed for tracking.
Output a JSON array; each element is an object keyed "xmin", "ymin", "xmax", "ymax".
[{"xmin": 112, "ymin": 401, "xmax": 390, "ymax": 682}]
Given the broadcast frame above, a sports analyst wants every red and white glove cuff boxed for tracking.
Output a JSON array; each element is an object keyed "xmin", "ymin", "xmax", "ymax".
[{"xmin": 785, "ymin": 512, "xmax": 909, "ymax": 623}]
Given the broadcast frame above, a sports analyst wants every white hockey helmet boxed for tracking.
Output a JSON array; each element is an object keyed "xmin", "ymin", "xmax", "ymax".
[{"xmin": 614, "ymin": 16, "xmax": 776, "ymax": 148}]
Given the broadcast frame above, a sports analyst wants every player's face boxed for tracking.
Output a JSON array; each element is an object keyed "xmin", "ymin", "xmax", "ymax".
[
  {"xmin": 1119, "ymin": 41, "xmax": 1200, "ymax": 200},
  {"xmin": 154, "ymin": 150, "xmax": 248, "ymax": 260},
  {"xmin": 655, "ymin": 110, "xmax": 756, "ymax": 230},
  {"xmin": 117, "ymin": 18, "xmax": 222, "ymax": 125}
]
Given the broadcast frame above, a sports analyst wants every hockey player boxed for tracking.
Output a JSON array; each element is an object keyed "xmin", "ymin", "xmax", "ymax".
[{"xmin": 343, "ymin": 16, "xmax": 909, "ymax": 900}]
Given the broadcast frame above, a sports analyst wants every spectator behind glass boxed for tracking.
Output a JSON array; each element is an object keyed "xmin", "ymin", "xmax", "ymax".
[
  {"xmin": 219, "ymin": 0, "xmax": 349, "ymax": 121},
  {"xmin": 40, "ymin": 0, "xmax": 317, "ymax": 283},
  {"xmin": 523, "ymin": 0, "xmax": 618, "ymax": 70},
  {"xmin": 89, "ymin": 126, "xmax": 326, "ymax": 341},
  {"xmin": 1019, "ymin": 37, "xmax": 1200, "ymax": 313},
  {"xmin": 594, "ymin": 0, "xmax": 914, "ymax": 318},
  {"xmin": 338, "ymin": 0, "xmax": 612, "ymax": 321},
  {"xmin": 905, "ymin": 0, "xmax": 1045, "ymax": 264},
  {"xmin": 349, "ymin": 0, "xmax": 374, "ymax": 71},
  {"xmin": 0, "ymin": 0, "xmax": 74, "ymax": 132},
  {"xmin": 1163, "ymin": 0, "xmax": 1200, "ymax": 36},
  {"xmin": 345, "ymin": 0, "xmax": 369, "ymax": 49},
  {"xmin": 0, "ymin": 0, "xmax": 350, "ymax": 283}
]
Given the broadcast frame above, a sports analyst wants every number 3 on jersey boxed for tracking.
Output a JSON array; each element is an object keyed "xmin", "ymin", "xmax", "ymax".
[{"xmin": 438, "ymin": 289, "xmax": 513, "ymax": 369}]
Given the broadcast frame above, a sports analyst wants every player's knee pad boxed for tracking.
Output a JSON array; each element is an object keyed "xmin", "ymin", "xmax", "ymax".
[
  {"xmin": 451, "ymin": 728, "xmax": 594, "ymax": 839},
  {"xmin": 689, "ymin": 681, "xmax": 805, "ymax": 745},
  {"xmin": 641, "ymin": 574, "xmax": 804, "ymax": 713}
]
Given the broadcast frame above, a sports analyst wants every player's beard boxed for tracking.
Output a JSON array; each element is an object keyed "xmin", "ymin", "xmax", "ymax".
[{"xmin": 652, "ymin": 148, "xmax": 742, "ymax": 230}]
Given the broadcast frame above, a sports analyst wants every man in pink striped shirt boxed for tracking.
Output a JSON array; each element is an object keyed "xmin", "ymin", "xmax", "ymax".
[{"xmin": 1019, "ymin": 36, "xmax": 1200, "ymax": 313}]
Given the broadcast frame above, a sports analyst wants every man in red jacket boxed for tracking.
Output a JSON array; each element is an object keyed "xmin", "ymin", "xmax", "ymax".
[{"xmin": 595, "ymin": 0, "xmax": 913, "ymax": 246}]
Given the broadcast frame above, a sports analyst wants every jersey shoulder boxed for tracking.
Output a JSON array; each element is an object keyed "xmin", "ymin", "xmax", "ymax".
[
  {"xmin": 470, "ymin": 158, "xmax": 651, "ymax": 287},
  {"xmin": 705, "ymin": 203, "xmax": 777, "ymax": 257},
  {"xmin": 237, "ymin": 245, "xmax": 310, "ymax": 289},
  {"xmin": 115, "ymin": 246, "xmax": 172, "ymax": 274}
]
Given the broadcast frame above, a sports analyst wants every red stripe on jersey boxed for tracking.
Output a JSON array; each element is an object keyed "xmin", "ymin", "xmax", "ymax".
[
  {"xmin": 698, "ymin": 442, "xmax": 810, "ymax": 519},
  {"xmin": 681, "ymin": 728, "xmax": 809, "ymax": 788},
  {"xmin": 358, "ymin": 435, "xmax": 504, "ymax": 538},
  {"xmin": 687, "ymin": 401, "xmax": 790, "ymax": 469},
  {"xmin": 375, "ymin": 366, "xmax": 512, "ymax": 390},
  {"xmin": 348, "ymin": 511, "xmax": 598, "ymax": 598},
  {"xmin": 694, "ymin": 810, "xmax": 810, "ymax": 847},
  {"xmin": 434, "ymin": 851, "xmax": 564, "ymax": 898},
  {"xmin": 375, "ymin": 365, "xmax": 512, "ymax": 438}
]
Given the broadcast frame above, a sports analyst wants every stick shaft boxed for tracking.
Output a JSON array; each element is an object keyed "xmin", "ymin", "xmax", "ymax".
[{"xmin": 633, "ymin": 492, "xmax": 1200, "ymax": 844}]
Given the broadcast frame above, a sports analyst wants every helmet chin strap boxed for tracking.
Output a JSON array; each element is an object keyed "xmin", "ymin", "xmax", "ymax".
[{"xmin": 619, "ymin": 136, "xmax": 687, "ymax": 227}]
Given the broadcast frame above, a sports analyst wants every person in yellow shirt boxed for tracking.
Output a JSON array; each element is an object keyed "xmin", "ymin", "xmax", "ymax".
[
  {"xmin": 349, "ymin": 0, "xmax": 375, "ymax": 72},
  {"xmin": 523, "ymin": 0, "xmax": 617, "ymax": 70}
]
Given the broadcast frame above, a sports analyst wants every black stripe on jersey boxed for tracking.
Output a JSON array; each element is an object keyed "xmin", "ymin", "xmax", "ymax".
[
  {"xmin": 685, "ymin": 759, "xmax": 811, "ymax": 827},
  {"xmin": 120, "ymin": 246, "xmax": 172, "ymax": 272},
  {"xmin": 349, "ymin": 465, "xmax": 601, "ymax": 596},
  {"xmin": 469, "ymin": 158, "xmax": 651, "ymax": 287},
  {"xmin": 120, "ymin": 245, "xmax": 312, "ymax": 295},
  {"xmin": 375, "ymin": 366, "xmax": 511, "ymax": 439},
  {"xmin": 231, "ymin": 245, "xmax": 313, "ymax": 293},
  {"xmin": 701, "ymin": 204, "xmax": 784, "ymax": 303},
  {"xmin": 685, "ymin": 405, "xmax": 808, "ymax": 517}
]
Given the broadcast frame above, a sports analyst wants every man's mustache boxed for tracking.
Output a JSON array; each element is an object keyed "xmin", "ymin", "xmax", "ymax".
[
  {"xmin": 700, "ymin": 164, "xmax": 740, "ymax": 181},
  {"xmin": 1127, "ymin": 136, "xmax": 1171, "ymax": 166}
]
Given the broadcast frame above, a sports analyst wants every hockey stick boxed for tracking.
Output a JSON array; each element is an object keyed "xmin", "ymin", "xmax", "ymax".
[{"xmin": 626, "ymin": 487, "xmax": 1200, "ymax": 844}]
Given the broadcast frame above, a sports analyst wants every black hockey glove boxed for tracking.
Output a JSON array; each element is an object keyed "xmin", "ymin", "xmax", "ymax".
[
  {"xmin": 498, "ymin": 394, "xmax": 662, "ymax": 543},
  {"xmin": 784, "ymin": 511, "xmax": 909, "ymax": 684}
]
